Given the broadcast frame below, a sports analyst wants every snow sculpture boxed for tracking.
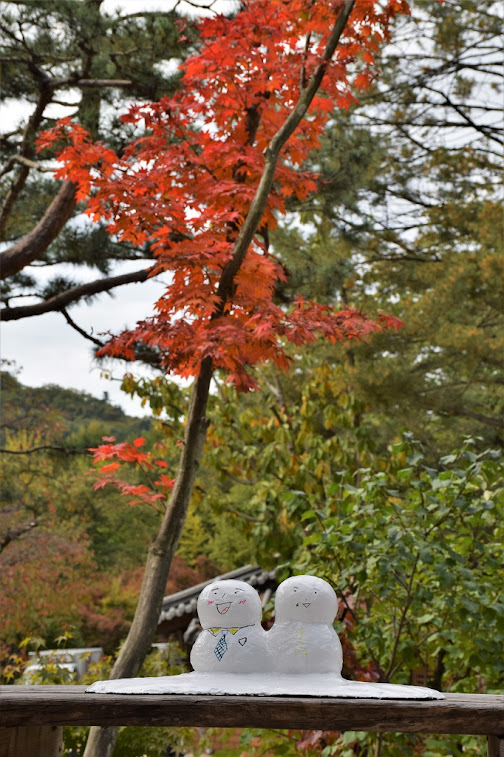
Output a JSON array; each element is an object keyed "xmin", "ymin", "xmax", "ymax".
[
  {"xmin": 87, "ymin": 573, "xmax": 445, "ymax": 700},
  {"xmin": 268, "ymin": 575, "xmax": 343, "ymax": 674},
  {"xmin": 190, "ymin": 579, "xmax": 271, "ymax": 673}
]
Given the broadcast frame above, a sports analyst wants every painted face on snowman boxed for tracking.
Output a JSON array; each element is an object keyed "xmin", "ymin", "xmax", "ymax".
[
  {"xmin": 274, "ymin": 576, "xmax": 338, "ymax": 625},
  {"xmin": 197, "ymin": 579, "xmax": 262, "ymax": 630},
  {"xmin": 191, "ymin": 579, "xmax": 270, "ymax": 673},
  {"xmin": 268, "ymin": 575, "xmax": 343, "ymax": 675}
]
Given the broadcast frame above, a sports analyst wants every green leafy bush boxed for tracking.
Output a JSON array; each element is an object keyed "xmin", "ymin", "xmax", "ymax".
[{"xmin": 289, "ymin": 436, "xmax": 503, "ymax": 755}]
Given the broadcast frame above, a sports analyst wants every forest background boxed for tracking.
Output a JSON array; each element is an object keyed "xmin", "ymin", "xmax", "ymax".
[{"xmin": 0, "ymin": 0, "xmax": 502, "ymax": 756}]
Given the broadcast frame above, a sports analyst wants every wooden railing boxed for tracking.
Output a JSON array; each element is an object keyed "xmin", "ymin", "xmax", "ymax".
[{"xmin": 0, "ymin": 685, "xmax": 503, "ymax": 756}]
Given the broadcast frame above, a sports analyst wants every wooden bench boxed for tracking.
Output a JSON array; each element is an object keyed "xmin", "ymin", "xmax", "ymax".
[{"xmin": 0, "ymin": 686, "xmax": 503, "ymax": 756}]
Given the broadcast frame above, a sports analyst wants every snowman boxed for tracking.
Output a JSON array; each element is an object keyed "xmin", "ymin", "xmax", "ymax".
[
  {"xmin": 190, "ymin": 579, "xmax": 271, "ymax": 673},
  {"xmin": 268, "ymin": 575, "xmax": 343, "ymax": 675}
]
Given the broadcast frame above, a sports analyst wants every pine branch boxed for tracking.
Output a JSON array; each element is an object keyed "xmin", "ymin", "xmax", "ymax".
[
  {"xmin": 50, "ymin": 78, "xmax": 134, "ymax": 89},
  {"xmin": 0, "ymin": 180, "xmax": 77, "ymax": 279},
  {"xmin": 443, "ymin": 406, "xmax": 504, "ymax": 430},
  {"xmin": 0, "ymin": 88, "xmax": 53, "ymax": 234},
  {"xmin": 1, "ymin": 266, "xmax": 156, "ymax": 319},
  {"xmin": 0, "ymin": 155, "xmax": 54, "ymax": 178}
]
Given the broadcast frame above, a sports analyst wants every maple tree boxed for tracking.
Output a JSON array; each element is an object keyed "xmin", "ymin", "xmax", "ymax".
[
  {"xmin": 38, "ymin": 3, "xmax": 405, "ymax": 395},
  {"xmin": 35, "ymin": 2, "xmax": 410, "ymax": 754}
]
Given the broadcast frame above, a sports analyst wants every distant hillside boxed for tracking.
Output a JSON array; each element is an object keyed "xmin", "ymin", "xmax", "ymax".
[{"xmin": 0, "ymin": 371, "xmax": 152, "ymax": 448}]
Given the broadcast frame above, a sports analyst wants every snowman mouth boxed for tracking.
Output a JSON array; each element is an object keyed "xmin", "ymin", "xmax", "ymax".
[
  {"xmin": 296, "ymin": 602, "xmax": 311, "ymax": 608},
  {"xmin": 216, "ymin": 602, "xmax": 232, "ymax": 614}
]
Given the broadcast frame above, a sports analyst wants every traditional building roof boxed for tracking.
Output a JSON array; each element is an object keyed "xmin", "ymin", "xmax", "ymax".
[{"xmin": 157, "ymin": 564, "xmax": 278, "ymax": 643}]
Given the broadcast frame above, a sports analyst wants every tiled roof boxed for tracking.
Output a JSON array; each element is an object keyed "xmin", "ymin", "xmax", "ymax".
[{"xmin": 158, "ymin": 564, "xmax": 277, "ymax": 624}]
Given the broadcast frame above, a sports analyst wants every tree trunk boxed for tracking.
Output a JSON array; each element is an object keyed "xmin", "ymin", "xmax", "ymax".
[{"xmin": 83, "ymin": 358, "xmax": 212, "ymax": 757}]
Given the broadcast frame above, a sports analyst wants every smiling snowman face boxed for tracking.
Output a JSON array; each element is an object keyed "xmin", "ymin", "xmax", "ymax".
[
  {"xmin": 274, "ymin": 575, "xmax": 338, "ymax": 625},
  {"xmin": 197, "ymin": 580, "xmax": 263, "ymax": 629}
]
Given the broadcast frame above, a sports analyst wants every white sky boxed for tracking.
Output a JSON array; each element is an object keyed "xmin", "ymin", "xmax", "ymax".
[
  {"xmin": 1, "ymin": 263, "xmax": 167, "ymax": 416},
  {"xmin": 1, "ymin": 0, "xmax": 238, "ymax": 418}
]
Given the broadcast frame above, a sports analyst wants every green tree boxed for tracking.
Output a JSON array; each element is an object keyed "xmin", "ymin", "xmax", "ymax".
[
  {"xmin": 0, "ymin": 0, "xmax": 191, "ymax": 354},
  {"xmin": 0, "ymin": 422, "xmax": 98, "ymax": 646},
  {"xmin": 0, "ymin": 370, "xmax": 163, "ymax": 575},
  {"xmin": 204, "ymin": 361, "xmax": 383, "ymax": 567},
  {"xmin": 271, "ymin": 0, "xmax": 503, "ymax": 451}
]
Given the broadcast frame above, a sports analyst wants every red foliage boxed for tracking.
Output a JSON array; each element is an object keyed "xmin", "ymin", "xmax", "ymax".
[
  {"xmin": 38, "ymin": 0, "xmax": 408, "ymax": 394},
  {"xmin": 0, "ymin": 531, "xmax": 96, "ymax": 645},
  {"xmin": 89, "ymin": 437, "xmax": 175, "ymax": 508},
  {"xmin": 80, "ymin": 556, "xmax": 218, "ymax": 650},
  {"xmin": 165, "ymin": 554, "xmax": 218, "ymax": 595}
]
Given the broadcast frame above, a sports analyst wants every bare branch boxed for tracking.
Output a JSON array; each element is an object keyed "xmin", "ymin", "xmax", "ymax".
[
  {"xmin": 225, "ymin": 505, "xmax": 264, "ymax": 521},
  {"xmin": 219, "ymin": 469, "xmax": 256, "ymax": 487},
  {"xmin": 422, "ymin": 84, "xmax": 504, "ymax": 146},
  {"xmin": 61, "ymin": 307, "xmax": 164, "ymax": 369},
  {"xmin": 61, "ymin": 308, "xmax": 105, "ymax": 348},
  {"xmin": 173, "ymin": 0, "xmax": 218, "ymax": 11},
  {"xmin": 0, "ymin": 445, "xmax": 82, "ymax": 455},
  {"xmin": 384, "ymin": 553, "xmax": 420, "ymax": 681}
]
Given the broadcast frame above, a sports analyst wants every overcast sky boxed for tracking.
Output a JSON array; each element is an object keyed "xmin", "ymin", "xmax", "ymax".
[
  {"xmin": 2, "ymin": 264, "xmax": 167, "ymax": 417},
  {"xmin": 1, "ymin": 0, "xmax": 238, "ymax": 417}
]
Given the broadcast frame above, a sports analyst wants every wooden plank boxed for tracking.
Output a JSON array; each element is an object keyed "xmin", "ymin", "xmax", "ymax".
[
  {"xmin": 0, "ymin": 725, "xmax": 62, "ymax": 757},
  {"xmin": 488, "ymin": 735, "xmax": 504, "ymax": 757},
  {"xmin": 0, "ymin": 687, "xmax": 503, "ymax": 735}
]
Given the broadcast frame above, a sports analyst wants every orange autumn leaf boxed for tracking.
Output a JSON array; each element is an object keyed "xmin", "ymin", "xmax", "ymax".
[{"xmin": 99, "ymin": 462, "xmax": 121, "ymax": 474}]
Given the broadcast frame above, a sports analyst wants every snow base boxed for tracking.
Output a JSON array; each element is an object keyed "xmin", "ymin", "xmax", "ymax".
[{"xmin": 87, "ymin": 672, "xmax": 444, "ymax": 699}]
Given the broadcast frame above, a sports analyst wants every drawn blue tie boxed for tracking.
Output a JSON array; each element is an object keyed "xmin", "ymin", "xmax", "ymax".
[{"xmin": 214, "ymin": 630, "xmax": 228, "ymax": 661}]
